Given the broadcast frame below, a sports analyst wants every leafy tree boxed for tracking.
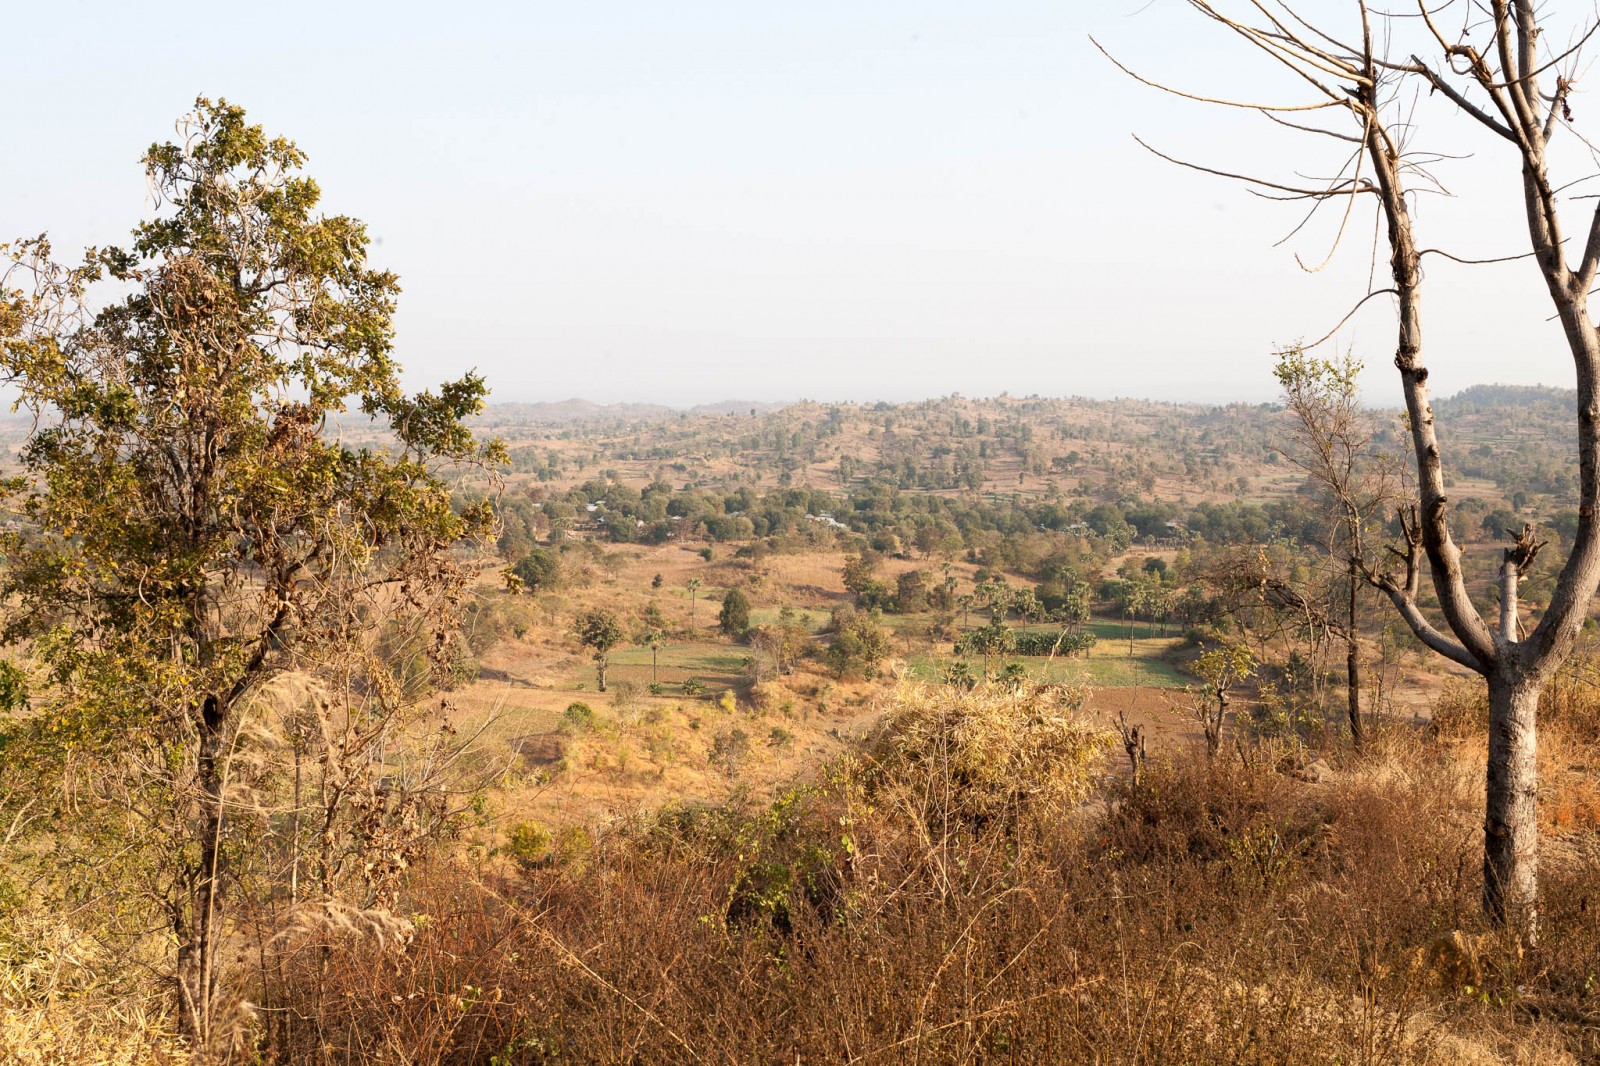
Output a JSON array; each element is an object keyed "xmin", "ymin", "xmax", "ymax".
[
  {"xmin": 574, "ymin": 609, "xmax": 625, "ymax": 692},
  {"xmin": 823, "ymin": 607, "xmax": 892, "ymax": 679},
  {"xmin": 842, "ymin": 551, "xmax": 888, "ymax": 607},
  {"xmin": 1274, "ymin": 348, "xmax": 1400, "ymax": 751},
  {"xmin": 512, "ymin": 547, "xmax": 562, "ymax": 593},
  {"xmin": 718, "ymin": 588, "xmax": 751, "ymax": 638},
  {"xmin": 895, "ymin": 569, "xmax": 929, "ymax": 613},
  {"xmin": 0, "ymin": 98, "xmax": 500, "ymax": 1046},
  {"xmin": 747, "ymin": 607, "xmax": 813, "ymax": 676},
  {"xmin": 958, "ymin": 615, "xmax": 1016, "ymax": 678}
]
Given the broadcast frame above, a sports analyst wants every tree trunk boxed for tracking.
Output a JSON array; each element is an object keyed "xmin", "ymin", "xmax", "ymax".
[
  {"xmin": 1485, "ymin": 671, "xmax": 1540, "ymax": 941},
  {"xmin": 1347, "ymin": 559, "xmax": 1364, "ymax": 752},
  {"xmin": 179, "ymin": 694, "xmax": 228, "ymax": 1047}
]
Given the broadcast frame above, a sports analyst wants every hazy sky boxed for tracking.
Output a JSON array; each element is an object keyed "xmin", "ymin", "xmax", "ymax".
[{"xmin": 3, "ymin": 2, "xmax": 1587, "ymax": 407}]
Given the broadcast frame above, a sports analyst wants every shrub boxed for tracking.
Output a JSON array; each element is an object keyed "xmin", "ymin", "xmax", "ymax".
[
  {"xmin": 501, "ymin": 821, "xmax": 551, "ymax": 872},
  {"xmin": 561, "ymin": 701, "xmax": 596, "ymax": 734},
  {"xmin": 710, "ymin": 727, "xmax": 752, "ymax": 780}
]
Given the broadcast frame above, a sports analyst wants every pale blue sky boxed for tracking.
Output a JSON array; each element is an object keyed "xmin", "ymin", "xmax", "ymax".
[{"xmin": 3, "ymin": 1, "xmax": 1582, "ymax": 406}]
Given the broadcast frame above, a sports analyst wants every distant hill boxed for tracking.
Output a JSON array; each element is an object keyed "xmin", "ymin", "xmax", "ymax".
[
  {"xmin": 1435, "ymin": 383, "xmax": 1576, "ymax": 414},
  {"xmin": 474, "ymin": 399, "xmax": 789, "ymax": 427}
]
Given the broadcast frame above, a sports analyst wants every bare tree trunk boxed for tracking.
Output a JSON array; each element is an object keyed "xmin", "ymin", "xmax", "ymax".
[
  {"xmin": 1347, "ymin": 559, "xmax": 1364, "ymax": 752},
  {"xmin": 1485, "ymin": 672, "xmax": 1539, "ymax": 934},
  {"xmin": 1117, "ymin": 709, "xmax": 1147, "ymax": 785}
]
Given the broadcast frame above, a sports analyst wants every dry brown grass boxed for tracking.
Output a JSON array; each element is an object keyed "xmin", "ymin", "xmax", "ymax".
[
  {"xmin": 0, "ymin": 914, "xmax": 184, "ymax": 1065},
  {"xmin": 255, "ymin": 689, "xmax": 1600, "ymax": 1065}
]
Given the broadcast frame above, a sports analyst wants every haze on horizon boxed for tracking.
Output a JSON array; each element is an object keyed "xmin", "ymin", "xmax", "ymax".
[{"xmin": 4, "ymin": 1, "xmax": 1584, "ymax": 409}]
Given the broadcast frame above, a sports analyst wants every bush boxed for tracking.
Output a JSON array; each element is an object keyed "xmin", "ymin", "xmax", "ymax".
[
  {"xmin": 710, "ymin": 727, "xmax": 752, "ymax": 779},
  {"xmin": 561, "ymin": 701, "xmax": 596, "ymax": 734},
  {"xmin": 501, "ymin": 821, "xmax": 551, "ymax": 872}
]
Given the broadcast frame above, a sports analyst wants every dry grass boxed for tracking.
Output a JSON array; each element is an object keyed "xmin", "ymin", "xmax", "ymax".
[
  {"xmin": 0, "ymin": 914, "xmax": 184, "ymax": 1065},
  {"xmin": 256, "ymin": 690, "xmax": 1600, "ymax": 1065}
]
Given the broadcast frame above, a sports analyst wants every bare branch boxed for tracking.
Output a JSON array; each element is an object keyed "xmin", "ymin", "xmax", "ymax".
[
  {"xmin": 1419, "ymin": 247, "xmax": 1537, "ymax": 265},
  {"xmin": 1261, "ymin": 108, "xmax": 1363, "ymax": 143},
  {"xmin": 1300, "ymin": 287, "xmax": 1400, "ymax": 349},
  {"xmin": 1091, "ymin": 37, "xmax": 1350, "ymax": 112},
  {"xmin": 1133, "ymin": 135, "xmax": 1374, "ymax": 199},
  {"xmin": 1403, "ymin": 55, "xmax": 1518, "ymax": 142}
]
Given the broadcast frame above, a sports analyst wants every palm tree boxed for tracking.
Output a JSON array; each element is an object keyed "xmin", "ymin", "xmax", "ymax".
[{"xmin": 686, "ymin": 578, "xmax": 702, "ymax": 631}]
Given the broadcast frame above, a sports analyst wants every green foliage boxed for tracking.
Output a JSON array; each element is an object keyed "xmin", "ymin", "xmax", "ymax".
[
  {"xmin": 943, "ymin": 660, "xmax": 977, "ymax": 690},
  {"xmin": 561, "ymin": 701, "xmax": 596, "ymax": 735},
  {"xmin": 718, "ymin": 588, "xmax": 751, "ymax": 638},
  {"xmin": 574, "ymin": 608, "xmax": 624, "ymax": 691},
  {"xmin": 1009, "ymin": 629, "xmax": 1097, "ymax": 656},
  {"xmin": 0, "ymin": 97, "xmax": 501, "ymax": 1042},
  {"xmin": 955, "ymin": 615, "xmax": 1015, "ymax": 667},
  {"xmin": 1195, "ymin": 642, "xmax": 1257, "ymax": 696},
  {"xmin": 502, "ymin": 821, "xmax": 552, "ymax": 873},
  {"xmin": 841, "ymin": 551, "xmax": 890, "ymax": 608},
  {"xmin": 823, "ymin": 606, "xmax": 892, "ymax": 679},
  {"xmin": 512, "ymin": 548, "xmax": 562, "ymax": 593}
]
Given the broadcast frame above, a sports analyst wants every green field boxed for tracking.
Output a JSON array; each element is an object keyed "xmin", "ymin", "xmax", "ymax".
[
  {"xmin": 593, "ymin": 641, "xmax": 750, "ymax": 692},
  {"xmin": 905, "ymin": 647, "xmax": 1188, "ymax": 689},
  {"xmin": 747, "ymin": 606, "xmax": 831, "ymax": 631}
]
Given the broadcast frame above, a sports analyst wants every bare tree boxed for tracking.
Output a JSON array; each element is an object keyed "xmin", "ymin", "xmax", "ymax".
[{"xmin": 1110, "ymin": 1, "xmax": 1600, "ymax": 940}]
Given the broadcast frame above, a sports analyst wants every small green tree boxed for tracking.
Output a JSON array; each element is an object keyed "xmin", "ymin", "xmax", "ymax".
[
  {"xmin": 512, "ymin": 547, "xmax": 561, "ymax": 593},
  {"xmin": 1192, "ymin": 643, "xmax": 1256, "ymax": 759},
  {"xmin": 824, "ymin": 607, "xmax": 892, "ymax": 679},
  {"xmin": 1055, "ymin": 584, "xmax": 1091, "ymax": 631},
  {"xmin": 575, "ymin": 609, "xmax": 625, "ymax": 692},
  {"xmin": 718, "ymin": 588, "xmax": 751, "ymax": 638},
  {"xmin": 958, "ymin": 615, "xmax": 1016, "ymax": 680}
]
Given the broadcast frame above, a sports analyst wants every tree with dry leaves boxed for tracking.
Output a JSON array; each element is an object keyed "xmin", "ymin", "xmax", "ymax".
[{"xmin": 0, "ymin": 98, "xmax": 503, "ymax": 1051}]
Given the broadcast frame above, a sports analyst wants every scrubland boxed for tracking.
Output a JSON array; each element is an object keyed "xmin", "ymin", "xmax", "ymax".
[{"xmin": 12, "ymin": 669, "xmax": 1597, "ymax": 1064}]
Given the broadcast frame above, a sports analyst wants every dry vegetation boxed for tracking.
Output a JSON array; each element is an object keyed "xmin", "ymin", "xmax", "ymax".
[{"xmin": 246, "ymin": 679, "xmax": 1600, "ymax": 1063}]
